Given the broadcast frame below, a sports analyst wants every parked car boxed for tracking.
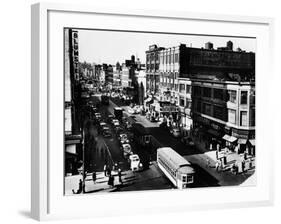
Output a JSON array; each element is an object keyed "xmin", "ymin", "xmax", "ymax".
[
  {"xmin": 102, "ymin": 126, "xmax": 112, "ymax": 138},
  {"xmin": 119, "ymin": 133, "xmax": 129, "ymax": 144},
  {"xmin": 171, "ymin": 128, "xmax": 181, "ymax": 138},
  {"xmin": 121, "ymin": 143, "xmax": 133, "ymax": 158},
  {"xmin": 107, "ymin": 114, "xmax": 115, "ymax": 123},
  {"xmin": 115, "ymin": 126, "xmax": 124, "ymax": 135},
  {"xmin": 129, "ymin": 154, "xmax": 143, "ymax": 171},
  {"xmin": 112, "ymin": 119, "xmax": 120, "ymax": 126},
  {"xmin": 94, "ymin": 112, "xmax": 102, "ymax": 121}
]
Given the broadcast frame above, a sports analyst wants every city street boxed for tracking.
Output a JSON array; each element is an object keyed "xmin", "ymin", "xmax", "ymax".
[
  {"xmin": 64, "ymin": 29, "xmax": 256, "ymax": 195},
  {"xmin": 69, "ymin": 93, "xmax": 256, "ymax": 195}
]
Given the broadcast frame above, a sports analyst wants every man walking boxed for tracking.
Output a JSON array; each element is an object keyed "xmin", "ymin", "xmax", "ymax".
[
  {"xmin": 118, "ymin": 168, "xmax": 123, "ymax": 184},
  {"xmin": 92, "ymin": 171, "xmax": 96, "ymax": 184}
]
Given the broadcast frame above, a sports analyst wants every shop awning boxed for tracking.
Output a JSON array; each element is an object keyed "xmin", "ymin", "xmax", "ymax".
[
  {"xmin": 207, "ymin": 129, "xmax": 220, "ymax": 137},
  {"xmin": 238, "ymin": 138, "xmax": 247, "ymax": 144},
  {"xmin": 249, "ymin": 139, "xmax": 255, "ymax": 146},
  {"xmin": 222, "ymin": 134, "xmax": 237, "ymax": 143}
]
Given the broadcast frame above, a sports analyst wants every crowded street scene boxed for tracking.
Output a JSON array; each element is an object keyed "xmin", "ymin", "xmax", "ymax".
[{"xmin": 64, "ymin": 28, "xmax": 256, "ymax": 195}]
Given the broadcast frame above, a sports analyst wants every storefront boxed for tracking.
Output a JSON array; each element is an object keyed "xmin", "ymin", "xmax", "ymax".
[
  {"xmin": 222, "ymin": 134, "xmax": 238, "ymax": 151},
  {"xmin": 237, "ymin": 138, "xmax": 248, "ymax": 153},
  {"xmin": 248, "ymin": 139, "xmax": 255, "ymax": 156}
]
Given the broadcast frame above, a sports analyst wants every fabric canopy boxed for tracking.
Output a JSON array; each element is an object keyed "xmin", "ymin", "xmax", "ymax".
[
  {"xmin": 222, "ymin": 134, "xmax": 237, "ymax": 143},
  {"xmin": 249, "ymin": 139, "xmax": 255, "ymax": 146},
  {"xmin": 238, "ymin": 138, "xmax": 247, "ymax": 144}
]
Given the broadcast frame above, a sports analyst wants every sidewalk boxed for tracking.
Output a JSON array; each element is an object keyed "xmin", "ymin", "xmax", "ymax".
[
  {"xmin": 65, "ymin": 170, "xmax": 135, "ymax": 195},
  {"xmin": 187, "ymin": 133, "xmax": 256, "ymax": 186}
]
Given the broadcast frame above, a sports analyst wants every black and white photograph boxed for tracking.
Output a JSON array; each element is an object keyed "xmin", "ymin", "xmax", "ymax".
[{"xmin": 64, "ymin": 28, "xmax": 256, "ymax": 195}]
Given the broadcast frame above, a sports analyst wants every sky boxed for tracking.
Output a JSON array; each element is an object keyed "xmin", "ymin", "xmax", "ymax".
[{"xmin": 77, "ymin": 29, "xmax": 256, "ymax": 65}]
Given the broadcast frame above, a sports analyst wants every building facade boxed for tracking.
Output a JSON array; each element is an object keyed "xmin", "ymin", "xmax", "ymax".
[
  {"xmin": 147, "ymin": 41, "xmax": 255, "ymax": 146},
  {"xmin": 146, "ymin": 45, "xmax": 165, "ymax": 96},
  {"xmin": 188, "ymin": 41, "xmax": 255, "ymax": 152},
  {"xmin": 64, "ymin": 28, "xmax": 82, "ymax": 176}
]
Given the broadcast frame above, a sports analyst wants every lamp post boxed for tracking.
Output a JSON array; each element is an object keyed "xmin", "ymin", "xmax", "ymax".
[{"xmin": 82, "ymin": 127, "xmax": 85, "ymax": 193}]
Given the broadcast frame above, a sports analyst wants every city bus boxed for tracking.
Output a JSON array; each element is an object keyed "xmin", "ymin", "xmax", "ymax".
[{"xmin": 157, "ymin": 147, "xmax": 195, "ymax": 189}]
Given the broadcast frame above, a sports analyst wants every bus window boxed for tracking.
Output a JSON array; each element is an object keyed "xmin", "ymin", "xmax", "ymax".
[{"xmin": 187, "ymin": 175, "xmax": 193, "ymax": 183}]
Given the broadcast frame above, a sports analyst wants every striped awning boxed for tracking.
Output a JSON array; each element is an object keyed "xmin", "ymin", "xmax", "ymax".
[{"xmin": 222, "ymin": 134, "xmax": 237, "ymax": 143}]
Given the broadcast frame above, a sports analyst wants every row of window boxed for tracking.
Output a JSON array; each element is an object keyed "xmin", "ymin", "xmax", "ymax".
[
  {"xmin": 146, "ymin": 64, "xmax": 159, "ymax": 71},
  {"xmin": 146, "ymin": 52, "xmax": 179, "ymax": 64},
  {"xmin": 195, "ymin": 101, "xmax": 252, "ymax": 126},
  {"xmin": 179, "ymin": 84, "xmax": 192, "ymax": 94},
  {"xmin": 179, "ymin": 97, "xmax": 192, "ymax": 109},
  {"xmin": 193, "ymin": 86, "xmax": 249, "ymax": 105},
  {"xmin": 158, "ymin": 156, "xmax": 177, "ymax": 178},
  {"xmin": 159, "ymin": 53, "xmax": 179, "ymax": 64},
  {"xmin": 146, "ymin": 53, "xmax": 159, "ymax": 62}
]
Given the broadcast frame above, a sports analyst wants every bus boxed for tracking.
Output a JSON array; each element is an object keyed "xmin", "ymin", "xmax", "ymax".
[{"xmin": 157, "ymin": 147, "xmax": 195, "ymax": 189}]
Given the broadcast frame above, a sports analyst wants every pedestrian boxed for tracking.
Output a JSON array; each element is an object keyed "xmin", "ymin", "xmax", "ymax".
[
  {"xmin": 92, "ymin": 171, "xmax": 96, "ymax": 184},
  {"xmin": 215, "ymin": 160, "xmax": 220, "ymax": 172},
  {"xmin": 82, "ymin": 180, "xmax": 86, "ymax": 193},
  {"xmin": 72, "ymin": 179, "xmax": 83, "ymax": 194},
  {"xmin": 104, "ymin": 164, "xmax": 107, "ymax": 176},
  {"xmin": 118, "ymin": 168, "xmax": 123, "ymax": 184},
  {"xmin": 111, "ymin": 175, "xmax": 115, "ymax": 187},
  {"xmin": 216, "ymin": 149, "xmax": 219, "ymax": 160},
  {"xmin": 241, "ymin": 160, "xmax": 245, "ymax": 173},
  {"xmin": 83, "ymin": 171, "xmax": 87, "ymax": 180},
  {"xmin": 107, "ymin": 167, "xmax": 111, "ymax": 177}
]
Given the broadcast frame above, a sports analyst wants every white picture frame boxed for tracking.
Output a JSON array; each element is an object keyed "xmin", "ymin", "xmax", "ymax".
[{"xmin": 31, "ymin": 2, "xmax": 274, "ymax": 221}]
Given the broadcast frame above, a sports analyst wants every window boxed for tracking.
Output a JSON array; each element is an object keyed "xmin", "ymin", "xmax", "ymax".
[
  {"xmin": 179, "ymin": 97, "xmax": 185, "ymax": 107},
  {"xmin": 203, "ymin": 103, "xmax": 211, "ymax": 115},
  {"xmin": 213, "ymin": 106, "xmax": 224, "ymax": 119},
  {"xmin": 196, "ymin": 101, "xmax": 201, "ymax": 112},
  {"xmin": 213, "ymin": 89, "xmax": 224, "ymax": 100},
  {"xmin": 240, "ymin": 111, "xmax": 247, "ymax": 126},
  {"xmin": 179, "ymin": 84, "xmax": 185, "ymax": 93},
  {"xmin": 228, "ymin": 90, "xmax": 237, "ymax": 103},
  {"xmin": 250, "ymin": 108, "xmax": 255, "ymax": 126},
  {"xmin": 203, "ymin": 87, "xmax": 211, "ymax": 98},
  {"xmin": 155, "ymin": 53, "xmax": 159, "ymax": 61},
  {"xmin": 186, "ymin": 85, "xmax": 191, "ymax": 94},
  {"xmin": 241, "ymin": 91, "xmax": 248, "ymax": 104},
  {"xmin": 186, "ymin": 99, "xmax": 192, "ymax": 109},
  {"xmin": 228, "ymin": 109, "xmax": 236, "ymax": 124},
  {"xmin": 175, "ymin": 53, "xmax": 179, "ymax": 63},
  {"xmin": 193, "ymin": 86, "xmax": 201, "ymax": 97}
]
